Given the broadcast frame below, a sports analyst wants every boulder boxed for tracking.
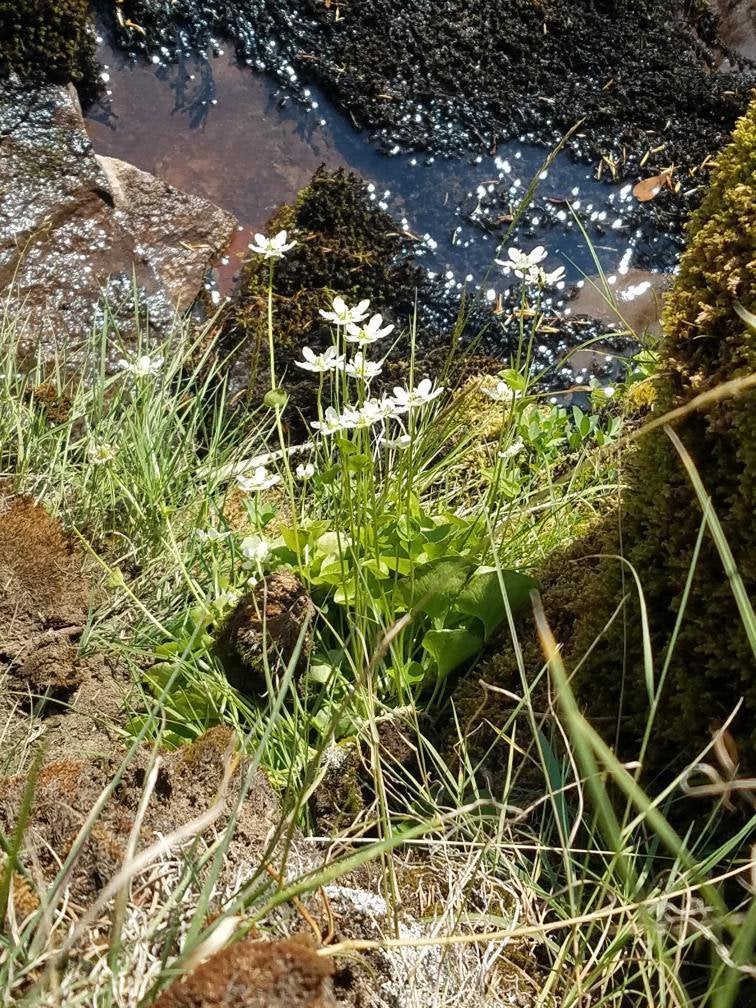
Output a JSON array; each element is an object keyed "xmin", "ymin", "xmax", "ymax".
[{"xmin": 0, "ymin": 78, "xmax": 236, "ymax": 368}]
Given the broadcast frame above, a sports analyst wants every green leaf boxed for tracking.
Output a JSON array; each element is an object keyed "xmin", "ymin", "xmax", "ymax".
[
  {"xmin": 345, "ymin": 452, "xmax": 372, "ymax": 473},
  {"xmin": 500, "ymin": 368, "xmax": 528, "ymax": 392},
  {"xmin": 400, "ymin": 558, "xmax": 472, "ymax": 619},
  {"xmin": 422, "ymin": 627, "xmax": 483, "ymax": 679},
  {"xmin": 455, "ymin": 567, "xmax": 539, "ymax": 640}
]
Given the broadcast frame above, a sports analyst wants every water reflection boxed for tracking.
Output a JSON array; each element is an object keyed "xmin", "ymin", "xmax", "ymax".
[{"xmin": 85, "ymin": 39, "xmax": 676, "ymax": 312}]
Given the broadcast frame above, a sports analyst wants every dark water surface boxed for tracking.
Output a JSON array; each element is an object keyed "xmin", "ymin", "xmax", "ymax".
[{"xmin": 85, "ymin": 37, "xmax": 676, "ymax": 321}]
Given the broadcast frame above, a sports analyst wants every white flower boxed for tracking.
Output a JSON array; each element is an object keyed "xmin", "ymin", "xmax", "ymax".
[
  {"xmin": 495, "ymin": 245, "xmax": 548, "ymax": 281},
  {"xmin": 214, "ymin": 589, "xmax": 240, "ymax": 609},
  {"xmin": 311, "ymin": 405, "xmax": 359, "ymax": 435},
  {"xmin": 345, "ymin": 313, "xmax": 395, "ymax": 345},
  {"xmin": 248, "ymin": 230, "xmax": 296, "ymax": 259},
  {"xmin": 294, "ymin": 345, "xmax": 344, "ymax": 373},
  {"xmin": 197, "ymin": 527, "xmax": 229, "ymax": 543},
  {"xmin": 379, "ymin": 433, "xmax": 412, "ymax": 449},
  {"xmin": 339, "ymin": 406, "xmax": 362, "ymax": 428},
  {"xmin": 319, "ymin": 296, "xmax": 371, "ymax": 326},
  {"xmin": 87, "ymin": 440, "xmax": 118, "ymax": 465},
  {"xmin": 311, "ymin": 406, "xmax": 343, "ymax": 435},
  {"xmin": 241, "ymin": 535, "xmax": 271, "ymax": 564},
  {"xmin": 236, "ymin": 466, "xmax": 281, "ymax": 493},
  {"xmin": 482, "ymin": 380, "xmax": 516, "ymax": 403},
  {"xmin": 296, "ymin": 462, "xmax": 315, "ymax": 480},
  {"xmin": 391, "ymin": 378, "xmax": 444, "ymax": 412},
  {"xmin": 537, "ymin": 265, "xmax": 566, "ymax": 287},
  {"xmin": 360, "ymin": 396, "xmax": 397, "ymax": 425},
  {"xmin": 117, "ymin": 353, "xmax": 164, "ymax": 377},
  {"xmin": 497, "ymin": 439, "xmax": 524, "ymax": 461},
  {"xmin": 345, "ymin": 352, "xmax": 383, "ymax": 381}
]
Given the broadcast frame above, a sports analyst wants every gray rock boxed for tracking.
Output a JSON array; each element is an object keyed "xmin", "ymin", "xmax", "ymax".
[{"xmin": 0, "ymin": 79, "xmax": 236, "ymax": 369}]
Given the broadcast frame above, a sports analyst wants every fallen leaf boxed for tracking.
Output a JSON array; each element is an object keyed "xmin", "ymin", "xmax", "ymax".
[{"xmin": 632, "ymin": 172, "xmax": 671, "ymax": 202}]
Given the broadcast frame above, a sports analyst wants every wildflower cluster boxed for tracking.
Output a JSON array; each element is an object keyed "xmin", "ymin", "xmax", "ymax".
[{"xmin": 294, "ymin": 296, "xmax": 444, "ymax": 440}]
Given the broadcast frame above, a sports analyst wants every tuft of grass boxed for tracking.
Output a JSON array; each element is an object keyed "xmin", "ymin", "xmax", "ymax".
[{"xmin": 0, "ymin": 258, "xmax": 752, "ymax": 1007}]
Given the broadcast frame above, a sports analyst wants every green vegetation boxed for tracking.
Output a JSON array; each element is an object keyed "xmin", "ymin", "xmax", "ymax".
[
  {"xmin": 0, "ymin": 0, "xmax": 99, "ymax": 99},
  {"xmin": 1, "ymin": 225, "xmax": 753, "ymax": 1003},
  {"xmin": 459, "ymin": 100, "xmax": 756, "ymax": 784}
]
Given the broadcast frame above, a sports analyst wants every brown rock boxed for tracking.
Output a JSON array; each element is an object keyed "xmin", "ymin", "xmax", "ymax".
[
  {"xmin": 0, "ymin": 79, "xmax": 236, "ymax": 370},
  {"xmin": 95, "ymin": 154, "xmax": 233, "ymax": 312},
  {"xmin": 219, "ymin": 572, "xmax": 315, "ymax": 693},
  {"xmin": 153, "ymin": 934, "xmax": 335, "ymax": 1008}
]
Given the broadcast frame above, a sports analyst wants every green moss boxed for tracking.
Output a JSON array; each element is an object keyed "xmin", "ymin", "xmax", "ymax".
[
  {"xmin": 0, "ymin": 0, "xmax": 99, "ymax": 101},
  {"xmin": 225, "ymin": 166, "xmax": 429, "ymax": 399},
  {"xmin": 451, "ymin": 100, "xmax": 756, "ymax": 778}
]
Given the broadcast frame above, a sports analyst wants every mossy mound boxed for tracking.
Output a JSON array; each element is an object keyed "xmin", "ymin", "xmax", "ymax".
[
  {"xmin": 228, "ymin": 166, "xmax": 428, "ymax": 371},
  {"xmin": 0, "ymin": 0, "xmax": 100, "ymax": 102},
  {"xmin": 451, "ymin": 99, "xmax": 756, "ymax": 781},
  {"xmin": 224, "ymin": 166, "xmax": 502, "ymax": 412},
  {"xmin": 116, "ymin": 0, "xmax": 753, "ymax": 181},
  {"xmin": 152, "ymin": 934, "xmax": 334, "ymax": 1008},
  {"xmin": 0, "ymin": 495, "xmax": 89, "ymax": 705}
]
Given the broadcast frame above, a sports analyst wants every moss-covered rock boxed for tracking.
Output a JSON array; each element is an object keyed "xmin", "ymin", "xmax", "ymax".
[
  {"xmin": 224, "ymin": 166, "xmax": 502, "ymax": 414},
  {"xmin": 226, "ymin": 166, "xmax": 428, "ymax": 374},
  {"xmin": 0, "ymin": 0, "xmax": 99, "ymax": 101},
  {"xmin": 451, "ymin": 99, "xmax": 756, "ymax": 779}
]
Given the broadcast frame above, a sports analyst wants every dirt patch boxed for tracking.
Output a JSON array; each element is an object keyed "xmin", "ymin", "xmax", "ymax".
[
  {"xmin": 0, "ymin": 726, "xmax": 283, "ymax": 902},
  {"xmin": 0, "ymin": 494, "xmax": 127, "ymax": 768},
  {"xmin": 153, "ymin": 933, "xmax": 335, "ymax": 1008}
]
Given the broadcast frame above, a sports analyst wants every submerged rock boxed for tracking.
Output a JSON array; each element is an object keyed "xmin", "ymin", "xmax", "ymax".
[{"xmin": 0, "ymin": 79, "xmax": 236, "ymax": 370}]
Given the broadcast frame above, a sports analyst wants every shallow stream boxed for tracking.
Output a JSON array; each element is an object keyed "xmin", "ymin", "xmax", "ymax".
[{"xmin": 85, "ymin": 33, "xmax": 676, "ymax": 332}]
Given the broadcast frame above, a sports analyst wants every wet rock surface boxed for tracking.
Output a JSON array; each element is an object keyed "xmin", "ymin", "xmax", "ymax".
[
  {"xmin": 0, "ymin": 79, "xmax": 236, "ymax": 368},
  {"xmin": 113, "ymin": 0, "xmax": 754, "ymax": 180}
]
